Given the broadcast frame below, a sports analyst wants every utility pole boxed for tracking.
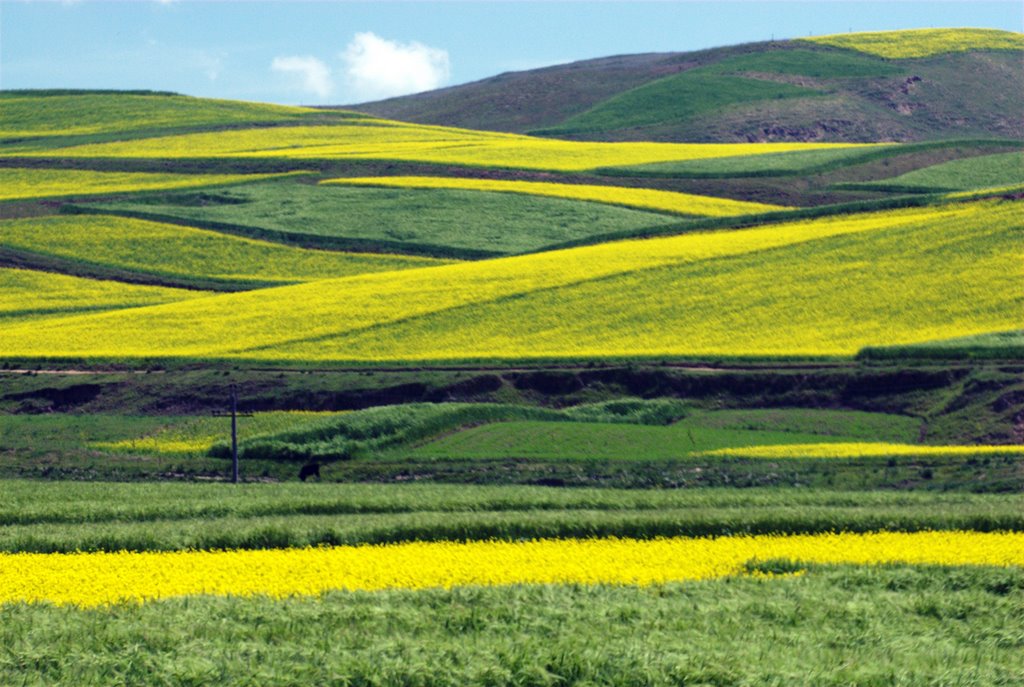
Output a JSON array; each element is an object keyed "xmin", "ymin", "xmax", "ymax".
[
  {"xmin": 230, "ymin": 386, "xmax": 239, "ymax": 483},
  {"xmin": 212, "ymin": 383, "xmax": 252, "ymax": 484}
]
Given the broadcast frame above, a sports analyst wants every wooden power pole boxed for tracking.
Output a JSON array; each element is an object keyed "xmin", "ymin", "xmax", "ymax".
[{"xmin": 212, "ymin": 384, "xmax": 252, "ymax": 484}]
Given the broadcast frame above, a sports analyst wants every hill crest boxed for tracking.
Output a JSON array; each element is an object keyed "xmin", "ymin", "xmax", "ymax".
[{"xmin": 345, "ymin": 28, "xmax": 1024, "ymax": 143}]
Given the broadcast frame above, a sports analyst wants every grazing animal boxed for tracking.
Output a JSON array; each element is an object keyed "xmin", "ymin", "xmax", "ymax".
[{"xmin": 298, "ymin": 462, "xmax": 322, "ymax": 482}]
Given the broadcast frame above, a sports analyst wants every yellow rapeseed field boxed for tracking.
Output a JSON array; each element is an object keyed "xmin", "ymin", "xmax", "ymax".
[
  {"xmin": 698, "ymin": 443, "xmax": 1024, "ymax": 459},
  {"xmin": 323, "ymin": 176, "xmax": 786, "ymax": 217},
  {"xmin": 7, "ymin": 120, "xmax": 873, "ymax": 172},
  {"xmin": 1, "ymin": 215, "xmax": 448, "ymax": 285},
  {"xmin": 92, "ymin": 411, "xmax": 341, "ymax": 456},
  {"xmin": 0, "ymin": 200, "xmax": 972, "ymax": 359},
  {"xmin": 0, "ymin": 199, "xmax": 1018, "ymax": 360},
  {"xmin": 1, "ymin": 531, "xmax": 1020, "ymax": 607},
  {"xmin": 802, "ymin": 28, "xmax": 1024, "ymax": 59},
  {"xmin": 0, "ymin": 267, "xmax": 208, "ymax": 322},
  {"xmin": 0, "ymin": 168, "xmax": 300, "ymax": 201}
]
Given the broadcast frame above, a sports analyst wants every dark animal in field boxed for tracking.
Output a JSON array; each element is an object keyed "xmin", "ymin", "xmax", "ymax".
[{"xmin": 299, "ymin": 462, "xmax": 322, "ymax": 482}]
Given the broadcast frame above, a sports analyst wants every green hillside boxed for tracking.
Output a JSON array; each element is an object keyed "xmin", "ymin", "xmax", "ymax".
[{"xmin": 350, "ymin": 29, "xmax": 1024, "ymax": 143}]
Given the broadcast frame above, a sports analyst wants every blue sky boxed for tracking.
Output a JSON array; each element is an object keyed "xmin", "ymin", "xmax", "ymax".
[{"xmin": 2, "ymin": 1, "xmax": 1021, "ymax": 105}]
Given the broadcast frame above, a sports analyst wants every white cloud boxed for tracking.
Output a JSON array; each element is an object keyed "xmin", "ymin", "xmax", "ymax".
[
  {"xmin": 271, "ymin": 55, "xmax": 333, "ymax": 99},
  {"xmin": 341, "ymin": 32, "xmax": 450, "ymax": 101}
]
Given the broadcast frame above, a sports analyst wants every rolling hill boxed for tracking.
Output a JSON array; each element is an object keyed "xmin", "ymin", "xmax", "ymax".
[
  {"xmin": 346, "ymin": 28, "xmax": 1024, "ymax": 143},
  {"xmin": 2, "ymin": 198, "xmax": 1018, "ymax": 362}
]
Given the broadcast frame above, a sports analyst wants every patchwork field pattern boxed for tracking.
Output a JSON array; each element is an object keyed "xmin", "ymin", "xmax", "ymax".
[
  {"xmin": 323, "ymin": 175, "xmax": 786, "ymax": 216},
  {"xmin": 6, "ymin": 120, "xmax": 871, "ymax": 172},
  {"xmin": 2, "ymin": 199, "xmax": 1018, "ymax": 360},
  {"xmin": 90, "ymin": 180, "xmax": 680, "ymax": 257},
  {"xmin": 2, "ymin": 36, "xmax": 1024, "ymax": 687}
]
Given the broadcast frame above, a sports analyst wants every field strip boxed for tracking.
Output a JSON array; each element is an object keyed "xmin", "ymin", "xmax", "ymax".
[
  {"xmin": 1, "ymin": 531, "xmax": 1020, "ymax": 607},
  {"xmin": 0, "ymin": 215, "xmax": 449, "ymax": 286},
  {"xmin": 801, "ymin": 28, "xmax": 1024, "ymax": 58},
  {"xmin": 322, "ymin": 176, "xmax": 786, "ymax": 217},
  {"xmin": 698, "ymin": 443, "xmax": 1024, "ymax": 459},
  {"xmin": 8, "ymin": 122, "xmax": 873, "ymax": 172},
  {"xmin": 0, "ymin": 168, "xmax": 304, "ymax": 202}
]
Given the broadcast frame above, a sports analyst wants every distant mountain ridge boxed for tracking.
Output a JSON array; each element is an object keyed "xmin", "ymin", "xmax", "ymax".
[{"xmin": 344, "ymin": 28, "xmax": 1024, "ymax": 143}]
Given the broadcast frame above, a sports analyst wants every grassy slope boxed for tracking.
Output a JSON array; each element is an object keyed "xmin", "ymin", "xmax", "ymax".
[
  {"xmin": 1, "ymin": 199, "xmax": 1018, "ymax": 361},
  {"xmin": 0, "ymin": 91, "xmax": 363, "ymax": 141},
  {"xmin": 348, "ymin": 31, "xmax": 1024, "ymax": 142},
  {"xmin": 0, "ymin": 215, "xmax": 449, "ymax": 289},
  {"xmin": 535, "ymin": 70, "xmax": 826, "ymax": 137},
  {"xmin": 841, "ymin": 150, "xmax": 1024, "ymax": 191},
  {"xmin": 86, "ymin": 179, "xmax": 680, "ymax": 258}
]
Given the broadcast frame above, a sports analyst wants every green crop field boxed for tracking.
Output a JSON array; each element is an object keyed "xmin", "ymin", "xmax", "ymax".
[
  {"xmin": 841, "ymin": 150, "xmax": 1024, "ymax": 192},
  {"xmin": 0, "ymin": 481, "xmax": 1021, "ymax": 552},
  {"xmin": 89, "ymin": 178, "xmax": 682, "ymax": 258},
  {"xmin": 3, "ymin": 565, "xmax": 1023, "ymax": 686},
  {"xmin": 0, "ymin": 215, "xmax": 448, "ymax": 289}
]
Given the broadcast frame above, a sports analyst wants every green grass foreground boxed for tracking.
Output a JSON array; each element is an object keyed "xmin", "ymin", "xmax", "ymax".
[
  {"xmin": 0, "ymin": 481, "xmax": 1021, "ymax": 553},
  {"xmin": 1, "ymin": 565, "xmax": 1021, "ymax": 686}
]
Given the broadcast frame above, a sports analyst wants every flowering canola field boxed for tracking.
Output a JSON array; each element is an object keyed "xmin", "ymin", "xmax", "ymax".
[
  {"xmin": 1, "ymin": 215, "xmax": 448, "ymax": 285},
  {"xmin": 802, "ymin": 28, "xmax": 1024, "ymax": 59},
  {"xmin": 0, "ymin": 168, "xmax": 299, "ymax": 202},
  {"xmin": 0, "ymin": 267, "xmax": 208, "ymax": 322},
  {"xmin": 6, "ymin": 120, "xmax": 873, "ymax": 173},
  {"xmin": 700, "ymin": 443, "xmax": 1024, "ymax": 460},
  {"xmin": 323, "ymin": 175, "xmax": 785, "ymax": 217},
  {"xmin": 1, "ymin": 531, "xmax": 1020, "ymax": 607},
  {"xmin": 0, "ymin": 199, "xmax": 1017, "ymax": 360}
]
